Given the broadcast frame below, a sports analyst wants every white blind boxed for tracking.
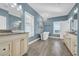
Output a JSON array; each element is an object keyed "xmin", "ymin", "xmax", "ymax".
[
  {"xmin": 0, "ymin": 16, "xmax": 6, "ymax": 29},
  {"xmin": 53, "ymin": 22, "xmax": 60, "ymax": 34},
  {"xmin": 25, "ymin": 12, "xmax": 34, "ymax": 37}
]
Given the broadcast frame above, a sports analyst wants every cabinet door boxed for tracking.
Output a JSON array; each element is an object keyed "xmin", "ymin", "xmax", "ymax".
[
  {"xmin": 12, "ymin": 39, "xmax": 20, "ymax": 56},
  {"xmin": 0, "ymin": 42, "xmax": 11, "ymax": 56},
  {"xmin": 24, "ymin": 38, "xmax": 28, "ymax": 54},
  {"xmin": 20, "ymin": 39, "xmax": 24, "ymax": 55},
  {"xmin": 20, "ymin": 38, "xmax": 28, "ymax": 55}
]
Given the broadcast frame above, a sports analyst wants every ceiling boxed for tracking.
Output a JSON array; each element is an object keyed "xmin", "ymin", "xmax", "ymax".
[{"xmin": 28, "ymin": 3, "xmax": 75, "ymax": 19}]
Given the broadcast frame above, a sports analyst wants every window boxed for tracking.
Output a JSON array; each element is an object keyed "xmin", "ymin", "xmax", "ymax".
[
  {"xmin": 53, "ymin": 22, "xmax": 60, "ymax": 34},
  {"xmin": 0, "ymin": 16, "xmax": 6, "ymax": 29},
  {"xmin": 25, "ymin": 11, "xmax": 34, "ymax": 37}
]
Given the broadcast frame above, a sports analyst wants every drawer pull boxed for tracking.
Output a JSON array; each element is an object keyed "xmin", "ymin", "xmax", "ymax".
[{"xmin": 3, "ymin": 48, "xmax": 6, "ymax": 51}]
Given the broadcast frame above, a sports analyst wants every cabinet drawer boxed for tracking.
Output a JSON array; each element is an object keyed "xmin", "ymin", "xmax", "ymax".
[{"xmin": 0, "ymin": 43, "xmax": 10, "ymax": 56}]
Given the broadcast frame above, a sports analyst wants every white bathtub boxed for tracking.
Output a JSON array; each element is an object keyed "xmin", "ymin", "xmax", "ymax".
[{"xmin": 41, "ymin": 32, "xmax": 49, "ymax": 40}]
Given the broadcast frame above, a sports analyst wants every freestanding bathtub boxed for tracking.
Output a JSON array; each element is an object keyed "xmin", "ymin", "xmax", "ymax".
[{"xmin": 41, "ymin": 32, "xmax": 49, "ymax": 40}]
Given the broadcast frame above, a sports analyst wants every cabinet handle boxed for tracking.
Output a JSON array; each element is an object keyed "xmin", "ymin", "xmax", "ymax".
[{"xmin": 3, "ymin": 48, "xmax": 6, "ymax": 51}]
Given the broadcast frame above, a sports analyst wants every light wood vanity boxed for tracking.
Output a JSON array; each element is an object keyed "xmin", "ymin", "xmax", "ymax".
[
  {"xmin": 0, "ymin": 32, "xmax": 28, "ymax": 56},
  {"xmin": 64, "ymin": 32, "xmax": 77, "ymax": 56}
]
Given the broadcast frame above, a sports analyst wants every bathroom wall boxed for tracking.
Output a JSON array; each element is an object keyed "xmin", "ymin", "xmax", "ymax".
[
  {"xmin": 44, "ymin": 3, "xmax": 79, "ymax": 55},
  {"xmin": 44, "ymin": 15, "xmax": 68, "ymax": 36},
  {"xmin": 67, "ymin": 3, "xmax": 79, "ymax": 55},
  {"xmin": 44, "ymin": 4, "xmax": 78, "ymax": 37},
  {"xmin": 0, "ymin": 4, "xmax": 22, "ymax": 30},
  {"xmin": 18, "ymin": 3, "xmax": 43, "ymax": 42},
  {"xmin": 0, "ymin": 8, "xmax": 8, "ymax": 29},
  {"xmin": 0, "ymin": 3, "xmax": 42, "ymax": 42},
  {"xmin": 59, "ymin": 4, "xmax": 78, "ymax": 39},
  {"xmin": 7, "ymin": 14, "xmax": 21, "ymax": 30}
]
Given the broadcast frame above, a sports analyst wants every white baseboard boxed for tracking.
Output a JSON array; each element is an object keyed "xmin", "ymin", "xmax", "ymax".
[
  {"xmin": 28, "ymin": 38, "xmax": 40, "ymax": 45},
  {"xmin": 49, "ymin": 36, "xmax": 60, "ymax": 39}
]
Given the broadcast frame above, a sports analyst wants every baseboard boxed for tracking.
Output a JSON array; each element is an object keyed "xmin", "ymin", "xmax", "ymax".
[
  {"xmin": 49, "ymin": 36, "xmax": 60, "ymax": 39},
  {"xmin": 28, "ymin": 38, "xmax": 40, "ymax": 45}
]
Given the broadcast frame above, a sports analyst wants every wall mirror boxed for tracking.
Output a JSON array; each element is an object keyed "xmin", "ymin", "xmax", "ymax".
[{"xmin": 70, "ymin": 8, "xmax": 78, "ymax": 33}]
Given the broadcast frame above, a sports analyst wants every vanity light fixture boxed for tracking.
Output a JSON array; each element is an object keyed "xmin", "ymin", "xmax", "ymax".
[
  {"xmin": 74, "ymin": 8, "xmax": 78, "ymax": 14},
  {"xmin": 17, "ymin": 5, "xmax": 22, "ymax": 11},
  {"xmin": 11, "ymin": 3, "xmax": 17, "ymax": 8}
]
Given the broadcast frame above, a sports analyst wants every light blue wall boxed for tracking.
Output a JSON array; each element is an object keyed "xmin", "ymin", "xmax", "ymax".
[
  {"xmin": 0, "ymin": 4, "xmax": 42, "ymax": 42},
  {"xmin": 68, "ymin": 4, "xmax": 78, "ymax": 18},
  {"xmin": 18, "ymin": 3, "xmax": 42, "ymax": 42},
  {"xmin": 7, "ymin": 14, "xmax": 21, "ymax": 30},
  {"xmin": 48, "ymin": 15, "xmax": 68, "ymax": 21},
  {"xmin": 0, "ymin": 8, "xmax": 9, "ymax": 29},
  {"xmin": 0, "ymin": 8, "xmax": 22, "ymax": 30},
  {"xmin": 0, "ymin": 9, "xmax": 8, "ymax": 16},
  {"xmin": 44, "ymin": 15, "xmax": 68, "ymax": 36}
]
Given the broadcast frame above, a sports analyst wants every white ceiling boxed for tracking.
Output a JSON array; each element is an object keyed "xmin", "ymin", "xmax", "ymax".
[{"xmin": 28, "ymin": 3, "xmax": 75, "ymax": 19}]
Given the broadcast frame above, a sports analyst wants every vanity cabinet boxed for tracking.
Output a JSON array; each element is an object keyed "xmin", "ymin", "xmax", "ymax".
[
  {"xmin": 64, "ymin": 33, "xmax": 77, "ymax": 56},
  {"xmin": 12, "ymin": 35, "xmax": 28, "ymax": 56},
  {"xmin": 70, "ymin": 34, "xmax": 77, "ymax": 55},
  {"xmin": 64, "ymin": 33, "xmax": 71, "ymax": 51},
  {"xmin": 0, "ymin": 33, "xmax": 28, "ymax": 56}
]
